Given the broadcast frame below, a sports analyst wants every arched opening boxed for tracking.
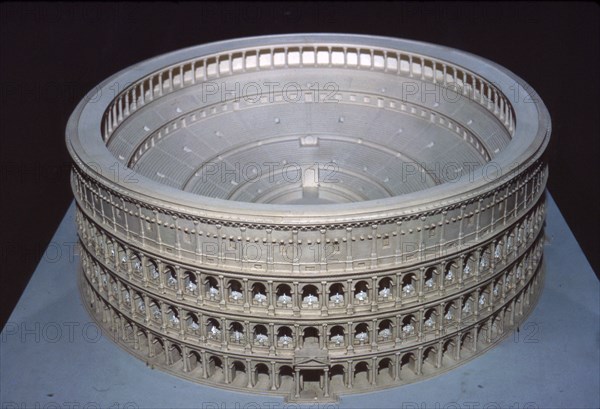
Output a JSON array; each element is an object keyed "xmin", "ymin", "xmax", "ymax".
[
  {"xmin": 109, "ymin": 308, "xmax": 119, "ymax": 332},
  {"xmin": 228, "ymin": 280, "xmax": 243, "ymax": 303},
  {"xmin": 524, "ymin": 283, "xmax": 532, "ymax": 306},
  {"xmin": 515, "ymin": 293, "xmax": 524, "ymax": 317},
  {"xmin": 208, "ymin": 356, "xmax": 224, "ymax": 381},
  {"xmin": 525, "ymin": 215, "xmax": 533, "ymax": 239},
  {"xmin": 303, "ymin": 326, "xmax": 319, "ymax": 346},
  {"xmin": 137, "ymin": 330, "xmax": 149, "ymax": 355},
  {"xmin": 122, "ymin": 286, "xmax": 131, "ymax": 306},
  {"xmin": 117, "ymin": 244, "xmax": 127, "ymax": 266},
  {"xmin": 421, "ymin": 346, "xmax": 438, "ymax": 372},
  {"xmin": 169, "ymin": 343, "xmax": 183, "ymax": 367},
  {"xmin": 503, "ymin": 304, "xmax": 513, "ymax": 327},
  {"xmin": 205, "ymin": 276, "xmax": 220, "ymax": 301},
  {"xmin": 101, "ymin": 301, "xmax": 111, "ymax": 323},
  {"xmin": 278, "ymin": 365, "xmax": 294, "ymax": 391},
  {"xmin": 166, "ymin": 306, "xmax": 179, "ymax": 327},
  {"xmin": 400, "ymin": 353, "xmax": 417, "ymax": 379},
  {"xmin": 206, "ymin": 318, "xmax": 221, "ymax": 341},
  {"xmin": 254, "ymin": 363, "xmax": 270, "ymax": 389},
  {"xmin": 147, "ymin": 260, "xmax": 159, "ymax": 281},
  {"xmin": 109, "ymin": 278, "xmax": 119, "ymax": 301},
  {"xmin": 423, "ymin": 267, "xmax": 438, "ymax": 291},
  {"xmin": 444, "ymin": 301, "xmax": 457, "ymax": 326},
  {"xmin": 131, "ymin": 254, "xmax": 143, "ymax": 276},
  {"xmin": 506, "ymin": 233, "xmax": 515, "ymax": 254},
  {"xmin": 493, "ymin": 277, "xmax": 502, "ymax": 299},
  {"xmin": 188, "ymin": 350, "xmax": 202, "ymax": 374},
  {"xmin": 165, "ymin": 266, "xmax": 177, "ymax": 288},
  {"xmin": 88, "ymin": 230, "xmax": 96, "ymax": 251},
  {"xmin": 460, "ymin": 332, "xmax": 475, "ymax": 354},
  {"xmin": 148, "ymin": 299, "xmax": 161, "ymax": 323},
  {"xmin": 91, "ymin": 291, "xmax": 101, "ymax": 315},
  {"xmin": 505, "ymin": 270, "xmax": 514, "ymax": 294},
  {"xmin": 277, "ymin": 326, "xmax": 293, "ymax": 347},
  {"xmin": 122, "ymin": 321, "xmax": 134, "ymax": 342},
  {"xmin": 328, "ymin": 282, "xmax": 345, "ymax": 307},
  {"xmin": 463, "ymin": 254, "xmax": 475, "ymax": 279},
  {"xmin": 494, "ymin": 241, "xmax": 503, "ymax": 261},
  {"xmin": 186, "ymin": 312, "xmax": 200, "ymax": 333},
  {"xmin": 377, "ymin": 358, "xmax": 394, "ymax": 385},
  {"xmin": 477, "ymin": 323, "xmax": 489, "ymax": 347},
  {"xmin": 401, "ymin": 273, "xmax": 417, "ymax": 297},
  {"xmin": 329, "ymin": 325, "xmax": 345, "ymax": 347},
  {"xmin": 522, "ymin": 254, "xmax": 530, "ymax": 271},
  {"xmin": 462, "ymin": 295, "xmax": 475, "ymax": 318},
  {"xmin": 378, "ymin": 276, "xmax": 393, "ymax": 300},
  {"xmin": 89, "ymin": 262, "xmax": 99, "ymax": 284},
  {"xmin": 251, "ymin": 282, "xmax": 267, "ymax": 305},
  {"xmin": 515, "ymin": 262, "xmax": 524, "ymax": 283},
  {"xmin": 354, "ymin": 361, "xmax": 369, "ymax": 386},
  {"xmin": 423, "ymin": 308, "xmax": 438, "ymax": 331},
  {"xmin": 330, "ymin": 364, "xmax": 346, "ymax": 391},
  {"xmin": 442, "ymin": 339, "xmax": 456, "ymax": 364},
  {"xmin": 230, "ymin": 361, "xmax": 247, "ymax": 386},
  {"xmin": 253, "ymin": 324, "xmax": 268, "ymax": 346},
  {"xmin": 423, "ymin": 267, "xmax": 440, "ymax": 292},
  {"xmin": 445, "ymin": 261, "xmax": 458, "ymax": 285},
  {"xmin": 479, "ymin": 247, "xmax": 491, "ymax": 273},
  {"xmin": 354, "ymin": 280, "xmax": 369, "ymax": 303},
  {"xmin": 479, "ymin": 286, "xmax": 491, "ymax": 310},
  {"xmin": 401, "ymin": 315, "xmax": 416, "ymax": 338},
  {"xmin": 301, "ymin": 285, "xmax": 319, "ymax": 308},
  {"xmin": 229, "ymin": 321, "xmax": 245, "ymax": 344},
  {"xmin": 134, "ymin": 292, "xmax": 145, "ymax": 315},
  {"xmin": 491, "ymin": 314, "xmax": 503, "ymax": 341},
  {"xmin": 354, "ymin": 322, "xmax": 369, "ymax": 345},
  {"xmin": 276, "ymin": 284, "xmax": 292, "ymax": 307},
  {"xmin": 151, "ymin": 337, "xmax": 165, "ymax": 362},
  {"xmin": 105, "ymin": 239, "xmax": 114, "ymax": 260},
  {"xmin": 516, "ymin": 223, "xmax": 524, "ymax": 246},
  {"xmin": 184, "ymin": 271, "xmax": 198, "ymax": 294},
  {"xmin": 99, "ymin": 271, "xmax": 108, "ymax": 291},
  {"xmin": 81, "ymin": 253, "xmax": 89, "ymax": 274},
  {"xmin": 94, "ymin": 230, "xmax": 103, "ymax": 250},
  {"xmin": 378, "ymin": 319, "xmax": 393, "ymax": 342}
]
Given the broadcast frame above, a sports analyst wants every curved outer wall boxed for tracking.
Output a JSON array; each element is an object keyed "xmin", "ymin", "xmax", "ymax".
[{"xmin": 66, "ymin": 34, "xmax": 551, "ymax": 401}]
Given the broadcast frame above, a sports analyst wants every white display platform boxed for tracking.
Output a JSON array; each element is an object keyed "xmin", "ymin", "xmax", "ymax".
[{"xmin": 1, "ymin": 194, "xmax": 598, "ymax": 409}]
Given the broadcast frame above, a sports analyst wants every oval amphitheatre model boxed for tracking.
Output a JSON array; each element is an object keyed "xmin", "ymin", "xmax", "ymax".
[{"xmin": 66, "ymin": 34, "xmax": 551, "ymax": 402}]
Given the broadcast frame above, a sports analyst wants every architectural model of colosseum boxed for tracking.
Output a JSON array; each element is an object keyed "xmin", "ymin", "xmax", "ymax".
[{"xmin": 66, "ymin": 34, "xmax": 551, "ymax": 401}]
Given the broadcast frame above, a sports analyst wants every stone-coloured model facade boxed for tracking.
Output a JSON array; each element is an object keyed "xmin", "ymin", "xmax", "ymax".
[{"xmin": 67, "ymin": 35, "xmax": 551, "ymax": 401}]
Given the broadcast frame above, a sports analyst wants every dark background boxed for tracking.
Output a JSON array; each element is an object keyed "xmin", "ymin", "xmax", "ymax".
[{"xmin": 1, "ymin": 2, "xmax": 598, "ymax": 328}]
